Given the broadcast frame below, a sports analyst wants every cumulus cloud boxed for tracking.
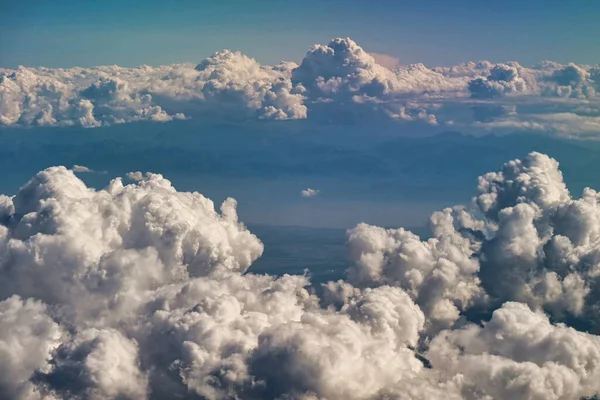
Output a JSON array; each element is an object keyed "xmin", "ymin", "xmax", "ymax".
[
  {"xmin": 0, "ymin": 54, "xmax": 303, "ymax": 127},
  {"xmin": 72, "ymin": 165, "xmax": 93, "ymax": 173},
  {"xmin": 468, "ymin": 64, "xmax": 527, "ymax": 98},
  {"xmin": 2, "ymin": 38, "xmax": 597, "ymax": 136},
  {"xmin": 193, "ymin": 50, "xmax": 307, "ymax": 120},
  {"xmin": 478, "ymin": 112, "xmax": 600, "ymax": 138},
  {"xmin": 301, "ymin": 188, "xmax": 320, "ymax": 197},
  {"xmin": 345, "ymin": 152, "xmax": 600, "ymax": 334},
  {"xmin": 126, "ymin": 171, "xmax": 144, "ymax": 181},
  {"xmin": 545, "ymin": 63, "xmax": 597, "ymax": 98},
  {"xmin": 72, "ymin": 165, "xmax": 106, "ymax": 174},
  {"xmin": 1, "ymin": 154, "xmax": 600, "ymax": 399},
  {"xmin": 0, "ymin": 296, "xmax": 63, "ymax": 400},
  {"xmin": 428, "ymin": 302, "xmax": 600, "ymax": 400}
]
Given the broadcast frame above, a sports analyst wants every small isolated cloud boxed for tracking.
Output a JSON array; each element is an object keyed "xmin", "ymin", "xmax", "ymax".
[
  {"xmin": 301, "ymin": 188, "xmax": 320, "ymax": 197},
  {"xmin": 370, "ymin": 52, "xmax": 400, "ymax": 69},
  {"xmin": 72, "ymin": 165, "xmax": 93, "ymax": 173},
  {"xmin": 72, "ymin": 165, "xmax": 106, "ymax": 174},
  {"xmin": 126, "ymin": 171, "xmax": 144, "ymax": 181}
]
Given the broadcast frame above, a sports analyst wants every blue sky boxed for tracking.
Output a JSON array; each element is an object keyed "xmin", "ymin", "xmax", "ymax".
[{"xmin": 2, "ymin": 0, "xmax": 599, "ymax": 68}]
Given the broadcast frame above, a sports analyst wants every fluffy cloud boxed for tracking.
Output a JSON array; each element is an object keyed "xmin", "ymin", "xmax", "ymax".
[
  {"xmin": 428, "ymin": 302, "xmax": 600, "ymax": 400},
  {"xmin": 546, "ymin": 63, "xmax": 597, "ymax": 98},
  {"xmin": 0, "ymin": 54, "xmax": 304, "ymax": 127},
  {"xmin": 301, "ymin": 188, "xmax": 320, "ymax": 197},
  {"xmin": 193, "ymin": 50, "xmax": 307, "ymax": 120},
  {"xmin": 345, "ymin": 210, "xmax": 485, "ymax": 334},
  {"xmin": 345, "ymin": 152, "xmax": 600, "ymax": 334},
  {"xmin": 0, "ymin": 166, "xmax": 264, "ymax": 327},
  {"xmin": 468, "ymin": 64, "xmax": 527, "ymax": 98},
  {"xmin": 1, "ymin": 154, "xmax": 600, "ymax": 399},
  {"xmin": 0, "ymin": 296, "xmax": 63, "ymax": 400},
  {"xmin": 72, "ymin": 165, "xmax": 93, "ymax": 173},
  {"xmin": 126, "ymin": 171, "xmax": 144, "ymax": 181},
  {"xmin": 38, "ymin": 328, "xmax": 149, "ymax": 400},
  {"xmin": 2, "ymin": 38, "xmax": 598, "ymax": 136}
]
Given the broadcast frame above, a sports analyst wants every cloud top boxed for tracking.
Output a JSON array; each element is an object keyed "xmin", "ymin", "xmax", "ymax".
[{"xmin": 1, "ymin": 38, "xmax": 599, "ymax": 137}]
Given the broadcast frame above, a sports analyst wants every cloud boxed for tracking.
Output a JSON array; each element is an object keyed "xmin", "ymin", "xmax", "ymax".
[
  {"xmin": 345, "ymin": 213, "xmax": 484, "ymax": 334},
  {"xmin": 290, "ymin": 38, "xmax": 463, "ymax": 123},
  {"xmin": 301, "ymin": 188, "xmax": 320, "ymax": 197},
  {"xmin": 345, "ymin": 151, "xmax": 600, "ymax": 334},
  {"xmin": 545, "ymin": 63, "xmax": 597, "ymax": 98},
  {"xmin": 37, "ymin": 328, "xmax": 149, "ymax": 400},
  {"xmin": 72, "ymin": 165, "xmax": 93, "ymax": 173},
  {"xmin": 427, "ymin": 302, "xmax": 600, "ymax": 400},
  {"xmin": 72, "ymin": 165, "xmax": 106, "ymax": 174},
  {"xmin": 0, "ymin": 155, "xmax": 600, "ymax": 399},
  {"xmin": 468, "ymin": 64, "xmax": 527, "ymax": 99},
  {"xmin": 0, "ymin": 296, "xmax": 63, "ymax": 400},
  {"xmin": 2, "ymin": 38, "xmax": 598, "ymax": 137},
  {"xmin": 193, "ymin": 50, "xmax": 307, "ymax": 120},
  {"xmin": 126, "ymin": 171, "xmax": 144, "ymax": 181}
]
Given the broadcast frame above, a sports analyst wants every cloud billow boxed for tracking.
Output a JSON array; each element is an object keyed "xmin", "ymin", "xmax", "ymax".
[
  {"xmin": 1, "ymin": 38, "xmax": 599, "ymax": 137},
  {"xmin": 1, "ymin": 152, "xmax": 600, "ymax": 399}
]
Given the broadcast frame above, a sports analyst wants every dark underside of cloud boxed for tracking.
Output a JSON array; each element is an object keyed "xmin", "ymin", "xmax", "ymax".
[{"xmin": 1, "ymin": 148, "xmax": 600, "ymax": 400}]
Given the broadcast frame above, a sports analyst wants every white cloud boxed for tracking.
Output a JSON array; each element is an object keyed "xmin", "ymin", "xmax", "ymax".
[
  {"xmin": 2, "ymin": 121, "xmax": 600, "ymax": 399},
  {"xmin": 126, "ymin": 171, "xmax": 144, "ymax": 181},
  {"xmin": 301, "ymin": 188, "xmax": 320, "ymax": 197},
  {"xmin": 0, "ymin": 155, "xmax": 599, "ymax": 398},
  {"xmin": 72, "ymin": 164, "xmax": 106, "ymax": 174},
  {"xmin": 428, "ymin": 302, "xmax": 600, "ymax": 400},
  {"xmin": 0, "ymin": 296, "xmax": 63, "ymax": 400},
  {"xmin": 468, "ymin": 64, "xmax": 527, "ymax": 98},
  {"xmin": 1, "ymin": 38, "xmax": 598, "ymax": 137},
  {"xmin": 72, "ymin": 165, "xmax": 93, "ymax": 173},
  {"xmin": 39, "ymin": 328, "xmax": 149, "ymax": 400},
  {"xmin": 346, "ymin": 211, "xmax": 484, "ymax": 334},
  {"xmin": 345, "ymin": 152, "xmax": 600, "ymax": 336}
]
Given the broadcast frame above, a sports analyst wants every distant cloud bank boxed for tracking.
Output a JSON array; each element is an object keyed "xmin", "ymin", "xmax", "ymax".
[
  {"xmin": 1, "ymin": 38, "xmax": 599, "ymax": 137},
  {"xmin": 2, "ymin": 153, "xmax": 600, "ymax": 399}
]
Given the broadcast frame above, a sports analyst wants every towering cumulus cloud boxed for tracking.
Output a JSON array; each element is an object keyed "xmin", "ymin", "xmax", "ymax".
[
  {"xmin": 2, "ymin": 38, "xmax": 599, "ymax": 136},
  {"xmin": 1, "ymin": 155, "xmax": 600, "ymax": 399}
]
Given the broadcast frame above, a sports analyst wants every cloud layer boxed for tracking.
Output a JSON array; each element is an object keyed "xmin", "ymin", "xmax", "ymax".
[
  {"xmin": 1, "ymin": 38, "xmax": 599, "ymax": 137},
  {"xmin": 1, "ymin": 155, "xmax": 600, "ymax": 399}
]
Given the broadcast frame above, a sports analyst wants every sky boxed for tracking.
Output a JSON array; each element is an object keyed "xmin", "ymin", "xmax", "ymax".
[{"xmin": 2, "ymin": 0, "xmax": 600, "ymax": 68}]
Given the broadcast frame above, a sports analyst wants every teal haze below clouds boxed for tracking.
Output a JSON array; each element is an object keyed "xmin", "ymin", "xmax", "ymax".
[
  {"xmin": 2, "ymin": 0, "xmax": 600, "ymax": 68},
  {"xmin": 1, "ymin": 121, "xmax": 600, "ymax": 229}
]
